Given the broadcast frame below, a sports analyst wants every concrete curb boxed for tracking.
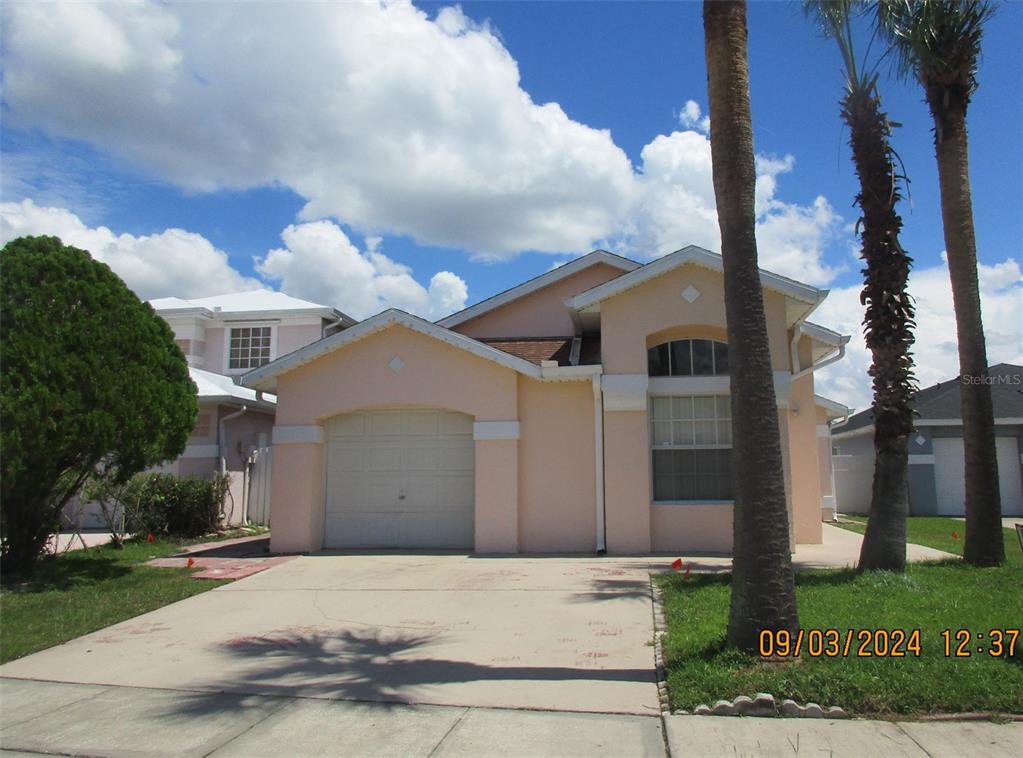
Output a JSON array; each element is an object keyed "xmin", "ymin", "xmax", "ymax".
[{"xmin": 648, "ymin": 575, "xmax": 671, "ymax": 716}]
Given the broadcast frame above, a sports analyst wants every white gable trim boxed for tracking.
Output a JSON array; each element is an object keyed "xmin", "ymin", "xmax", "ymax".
[
  {"xmin": 242, "ymin": 309, "xmax": 542, "ymax": 391},
  {"xmin": 436, "ymin": 250, "xmax": 639, "ymax": 329},
  {"xmin": 565, "ymin": 245, "xmax": 824, "ymax": 312}
]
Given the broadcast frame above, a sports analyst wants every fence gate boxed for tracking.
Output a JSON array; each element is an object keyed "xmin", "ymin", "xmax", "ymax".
[{"xmin": 247, "ymin": 435, "xmax": 272, "ymax": 526}]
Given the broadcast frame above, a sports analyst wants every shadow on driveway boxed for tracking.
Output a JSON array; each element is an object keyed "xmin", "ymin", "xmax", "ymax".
[{"xmin": 164, "ymin": 627, "xmax": 655, "ymax": 718}]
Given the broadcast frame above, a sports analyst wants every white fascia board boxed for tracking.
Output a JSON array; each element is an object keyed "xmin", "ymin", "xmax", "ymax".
[
  {"xmin": 437, "ymin": 250, "xmax": 639, "ymax": 328},
  {"xmin": 565, "ymin": 245, "xmax": 822, "ymax": 312},
  {"xmin": 831, "ymin": 424, "xmax": 874, "ymax": 439},
  {"xmin": 815, "ymin": 394, "xmax": 852, "ymax": 418},
  {"xmin": 914, "ymin": 417, "xmax": 1023, "ymax": 427},
  {"xmin": 800, "ymin": 321, "xmax": 847, "ymax": 347},
  {"xmin": 242, "ymin": 309, "xmax": 541, "ymax": 392},
  {"xmin": 539, "ymin": 364, "xmax": 603, "ymax": 382}
]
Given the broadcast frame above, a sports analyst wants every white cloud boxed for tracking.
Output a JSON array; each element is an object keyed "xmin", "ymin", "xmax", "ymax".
[
  {"xmin": 1, "ymin": 0, "xmax": 845, "ymax": 280},
  {"xmin": 255, "ymin": 221, "xmax": 468, "ymax": 320},
  {"xmin": 625, "ymin": 130, "xmax": 843, "ymax": 284},
  {"xmin": 0, "ymin": 198, "xmax": 259, "ymax": 299},
  {"xmin": 815, "ymin": 254, "xmax": 1023, "ymax": 412},
  {"xmin": 678, "ymin": 100, "xmax": 710, "ymax": 134},
  {"xmin": 0, "ymin": 0, "xmax": 634, "ymax": 259},
  {"xmin": 0, "ymin": 200, "xmax": 467, "ymax": 320}
]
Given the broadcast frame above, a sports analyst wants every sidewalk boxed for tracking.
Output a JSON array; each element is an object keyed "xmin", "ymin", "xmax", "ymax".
[{"xmin": 2, "ymin": 678, "xmax": 1020, "ymax": 757}]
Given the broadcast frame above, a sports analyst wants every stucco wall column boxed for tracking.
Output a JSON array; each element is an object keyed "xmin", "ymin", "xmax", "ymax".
[
  {"xmin": 269, "ymin": 426, "xmax": 325, "ymax": 553},
  {"xmin": 603, "ymin": 411, "xmax": 653, "ymax": 553},
  {"xmin": 473, "ymin": 438, "xmax": 519, "ymax": 553},
  {"xmin": 788, "ymin": 374, "xmax": 823, "ymax": 544}
]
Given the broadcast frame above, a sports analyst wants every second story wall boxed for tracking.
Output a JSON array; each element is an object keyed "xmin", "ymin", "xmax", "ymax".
[
  {"xmin": 453, "ymin": 262, "xmax": 626, "ymax": 339},
  {"xmin": 599, "ymin": 263, "xmax": 792, "ymax": 374}
]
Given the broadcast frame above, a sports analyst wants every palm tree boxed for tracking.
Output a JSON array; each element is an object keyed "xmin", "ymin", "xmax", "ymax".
[
  {"xmin": 703, "ymin": 0, "xmax": 799, "ymax": 651},
  {"xmin": 877, "ymin": 0, "xmax": 1003, "ymax": 566},
  {"xmin": 805, "ymin": 1, "xmax": 916, "ymax": 571}
]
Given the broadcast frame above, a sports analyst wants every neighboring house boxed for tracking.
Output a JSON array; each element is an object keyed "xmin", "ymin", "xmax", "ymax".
[
  {"xmin": 242, "ymin": 246, "xmax": 851, "ymax": 555},
  {"xmin": 832, "ymin": 363, "xmax": 1023, "ymax": 517},
  {"xmin": 65, "ymin": 290, "xmax": 353, "ymax": 529}
]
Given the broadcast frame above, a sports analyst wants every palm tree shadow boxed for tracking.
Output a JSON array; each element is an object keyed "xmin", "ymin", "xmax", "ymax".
[{"xmin": 164, "ymin": 628, "xmax": 655, "ymax": 719}]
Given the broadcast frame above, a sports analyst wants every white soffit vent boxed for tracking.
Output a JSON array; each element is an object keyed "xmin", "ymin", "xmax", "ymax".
[
  {"xmin": 682, "ymin": 285, "xmax": 701, "ymax": 303},
  {"xmin": 389, "ymin": 356, "xmax": 405, "ymax": 373}
]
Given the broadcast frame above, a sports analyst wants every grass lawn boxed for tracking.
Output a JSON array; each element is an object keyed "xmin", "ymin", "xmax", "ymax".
[
  {"xmin": 1, "ymin": 537, "xmax": 230, "ymax": 664},
  {"xmin": 659, "ymin": 521, "xmax": 1023, "ymax": 717}
]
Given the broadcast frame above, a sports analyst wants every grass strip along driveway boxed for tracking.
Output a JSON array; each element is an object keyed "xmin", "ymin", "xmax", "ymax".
[
  {"xmin": 1, "ymin": 538, "xmax": 230, "ymax": 663},
  {"xmin": 659, "ymin": 518, "xmax": 1023, "ymax": 717}
]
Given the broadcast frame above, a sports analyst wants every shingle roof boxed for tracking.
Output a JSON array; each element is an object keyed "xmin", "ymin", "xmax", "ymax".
[
  {"xmin": 834, "ymin": 363, "xmax": 1023, "ymax": 434},
  {"xmin": 482, "ymin": 338, "xmax": 574, "ymax": 366}
]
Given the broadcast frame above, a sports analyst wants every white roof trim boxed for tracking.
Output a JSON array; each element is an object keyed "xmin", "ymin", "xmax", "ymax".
[
  {"xmin": 801, "ymin": 321, "xmax": 847, "ymax": 347},
  {"xmin": 815, "ymin": 394, "xmax": 851, "ymax": 419},
  {"xmin": 565, "ymin": 245, "xmax": 824, "ymax": 312},
  {"xmin": 190, "ymin": 367, "xmax": 276, "ymax": 409},
  {"xmin": 241, "ymin": 309, "xmax": 542, "ymax": 391},
  {"xmin": 437, "ymin": 250, "xmax": 639, "ymax": 328}
]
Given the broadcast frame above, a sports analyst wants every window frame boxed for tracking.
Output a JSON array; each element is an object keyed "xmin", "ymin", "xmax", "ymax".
[
  {"xmin": 649, "ymin": 393, "xmax": 734, "ymax": 504},
  {"xmin": 223, "ymin": 322, "xmax": 277, "ymax": 374},
  {"xmin": 647, "ymin": 338, "xmax": 729, "ymax": 377}
]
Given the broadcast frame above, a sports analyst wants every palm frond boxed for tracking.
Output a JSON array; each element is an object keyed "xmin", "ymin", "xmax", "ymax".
[{"xmin": 875, "ymin": 0, "xmax": 995, "ymax": 103}]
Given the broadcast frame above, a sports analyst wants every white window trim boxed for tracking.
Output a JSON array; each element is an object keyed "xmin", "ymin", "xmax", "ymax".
[
  {"xmin": 223, "ymin": 322, "xmax": 278, "ymax": 375},
  {"xmin": 650, "ymin": 394, "xmax": 734, "ymax": 504}
]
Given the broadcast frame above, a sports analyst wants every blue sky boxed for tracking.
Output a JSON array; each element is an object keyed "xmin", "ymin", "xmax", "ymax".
[{"xmin": 1, "ymin": 1, "xmax": 1020, "ymax": 407}]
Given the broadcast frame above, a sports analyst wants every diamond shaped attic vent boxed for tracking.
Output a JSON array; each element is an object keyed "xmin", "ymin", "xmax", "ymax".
[
  {"xmin": 682, "ymin": 285, "xmax": 701, "ymax": 303},
  {"xmin": 389, "ymin": 356, "xmax": 405, "ymax": 373}
]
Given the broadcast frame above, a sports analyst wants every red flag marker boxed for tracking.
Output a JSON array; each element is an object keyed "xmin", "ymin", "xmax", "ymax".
[
  {"xmin": 671, "ymin": 558, "xmax": 683, "ymax": 571},
  {"xmin": 146, "ymin": 534, "xmax": 155, "ymax": 544},
  {"xmin": 187, "ymin": 557, "xmax": 195, "ymax": 568},
  {"xmin": 951, "ymin": 531, "xmax": 959, "ymax": 540}
]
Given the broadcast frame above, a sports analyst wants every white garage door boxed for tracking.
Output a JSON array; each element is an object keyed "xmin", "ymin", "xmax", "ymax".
[
  {"xmin": 324, "ymin": 409, "xmax": 475, "ymax": 548},
  {"xmin": 932, "ymin": 436, "xmax": 1023, "ymax": 516}
]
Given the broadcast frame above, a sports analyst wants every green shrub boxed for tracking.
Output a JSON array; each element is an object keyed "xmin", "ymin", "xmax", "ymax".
[
  {"xmin": 84, "ymin": 472, "xmax": 229, "ymax": 541},
  {"xmin": 133, "ymin": 473, "xmax": 230, "ymax": 538}
]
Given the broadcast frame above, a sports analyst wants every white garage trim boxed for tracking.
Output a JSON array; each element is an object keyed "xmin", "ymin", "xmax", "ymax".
[
  {"xmin": 273, "ymin": 425, "xmax": 324, "ymax": 444},
  {"xmin": 473, "ymin": 421, "xmax": 520, "ymax": 440}
]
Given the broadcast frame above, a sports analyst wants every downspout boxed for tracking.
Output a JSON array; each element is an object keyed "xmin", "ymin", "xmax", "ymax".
[
  {"xmin": 219, "ymin": 404, "xmax": 248, "ymax": 524},
  {"xmin": 793, "ymin": 336, "xmax": 849, "ymax": 380},
  {"xmin": 592, "ymin": 373, "xmax": 607, "ymax": 554},
  {"xmin": 219, "ymin": 405, "xmax": 248, "ymax": 476}
]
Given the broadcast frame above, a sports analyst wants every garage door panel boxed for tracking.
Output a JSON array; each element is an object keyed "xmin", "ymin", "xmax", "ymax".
[
  {"xmin": 405, "ymin": 412, "xmax": 441, "ymax": 435},
  {"xmin": 933, "ymin": 436, "xmax": 1022, "ymax": 516},
  {"xmin": 366, "ymin": 412, "xmax": 402, "ymax": 436},
  {"xmin": 406, "ymin": 447, "xmax": 442, "ymax": 471},
  {"xmin": 441, "ymin": 413, "xmax": 474, "ymax": 435},
  {"xmin": 324, "ymin": 409, "xmax": 475, "ymax": 548}
]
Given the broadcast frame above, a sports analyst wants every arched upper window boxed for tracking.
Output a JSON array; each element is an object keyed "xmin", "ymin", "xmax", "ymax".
[{"xmin": 648, "ymin": 339, "xmax": 728, "ymax": 377}]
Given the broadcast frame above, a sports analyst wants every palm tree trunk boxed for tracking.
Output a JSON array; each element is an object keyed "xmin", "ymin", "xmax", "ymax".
[
  {"xmin": 703, "ymin": 0, "xmax": 798, "ymax": 651},
  {"xmin": 840, "ymin": 87, "xmax": 914, "ymax": 572},
  {"xmin": 933, "ymin": 106, "xmax": 1004, "ymax": 566}
]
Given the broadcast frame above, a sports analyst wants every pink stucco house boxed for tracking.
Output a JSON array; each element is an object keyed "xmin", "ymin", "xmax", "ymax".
[{"xmin": 242, "ymin": 246, "xmax": 849, "ymax": 554}]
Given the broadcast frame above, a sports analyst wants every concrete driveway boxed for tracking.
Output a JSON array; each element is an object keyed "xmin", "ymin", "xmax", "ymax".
[{"xmin": 0, "ymin": 554, "xmax": 662, "ymax": 715}]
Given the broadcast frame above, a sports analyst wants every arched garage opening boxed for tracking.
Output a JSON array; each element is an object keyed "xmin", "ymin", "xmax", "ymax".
[{"xmin": 323, "ymin": 407, "xmax": 476, "ymax": 549}]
